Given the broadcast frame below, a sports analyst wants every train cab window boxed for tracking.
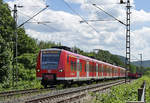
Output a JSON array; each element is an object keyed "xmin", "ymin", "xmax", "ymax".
[{"xmin": 41, "ymin": 51, "xmax": 60, "ymax": 69}]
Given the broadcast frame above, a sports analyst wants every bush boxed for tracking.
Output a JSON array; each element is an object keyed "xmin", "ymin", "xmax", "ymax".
[{"xmin": 91, "ymin": 76, "xmax": 150, "ymax": 103}]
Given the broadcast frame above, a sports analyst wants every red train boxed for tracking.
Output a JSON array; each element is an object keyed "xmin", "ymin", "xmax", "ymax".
[
  {"xmin": 36, "ymin": 48, "xmax": 126, "ymax": 87},
  {"xmin": 128, "ymin": 72, "xmax": 142, "ymax": 79}
]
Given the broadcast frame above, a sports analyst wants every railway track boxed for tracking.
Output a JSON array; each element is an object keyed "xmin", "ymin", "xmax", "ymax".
[
  {"xmin": 0, "ymin": 79, "xmax": 132, "ymax": 103},
  {"xmin": 24, "ymin": 79, "xmax": 129, "ymax": 103},
  {"xmin": 0, "ymin": 87, "xmax": 54, "ymax": 101}
]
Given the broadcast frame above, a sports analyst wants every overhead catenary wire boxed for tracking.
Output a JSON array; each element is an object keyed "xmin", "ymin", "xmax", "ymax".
[
  {"xmin": 6, "ymin": 0, "xmax": 141, "ymax": 63},
  {"xmin": 85, "ymin": 1, "xmax": 125, "ymax": 5},
  {"xmin": 27, "ymin": 21, "xmax": 52, "ymax": 24},
  {"xmin": 92, "ymin": 4, "xmax": 126, "ymax": 26},
  {"xmin": 17, "ymin": 5, "xmax": 49, "ymax": 28},
  {"xmin": 62, "ymin": 1, "xmax": 127, "ymax": 60},
  {"xmin": 80, "ymin": 19, "xmax": 116, "ymax": 23},
  {"xmin": 6, "ymin": 3, "xmax": 52, "ymax": 28},
  {"xmin": 5, "ymin": 2, "xmax": 60, "ymax": 41},
  {"xmin": 61, "ymin": 0, "xmax": 100, "ymax": 34},
  {"xmin": 132, "ymin": 54, "xmax": 141, "ymax": 61},
  {"xmin": 12, "ymin": 7, "xmax": 58, "ymax": 32}
]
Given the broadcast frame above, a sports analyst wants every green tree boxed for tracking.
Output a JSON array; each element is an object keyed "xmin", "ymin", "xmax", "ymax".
[
  {"xmin": 111, "ymin": 55, "xmax": 125, "ymax": 67},
  {"xmin": 17, "ymin": 28, "xmax": 38, "ymax": 56},
  {"xmin": 17, "ymin": 53, "xmax": 37, "ymax": 69},
  {"xmin": 0, "ymin": 0, "xmax": 14, "ymax": 83},
  {"xmin": 37, "ymin": 41, "xmax": 60, "ymax": 49},
  {"xmin": 130, "ymin": 64, "xmax": 136, "ymax": 73}
]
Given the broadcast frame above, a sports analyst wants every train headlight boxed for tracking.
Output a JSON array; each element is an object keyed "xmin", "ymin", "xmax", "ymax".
[
  {"xmin": 37, "ymin": 69, "xmax": 40, "ymax": 72},
  {"xmin": 59, "ymin": 69, "xmax": 63, "ymax": 72}
]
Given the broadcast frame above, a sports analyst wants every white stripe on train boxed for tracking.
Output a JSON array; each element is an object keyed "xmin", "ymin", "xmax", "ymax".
[{"xmin": 37, "ymin": 76, "xmax": 125, "ymax": 81}]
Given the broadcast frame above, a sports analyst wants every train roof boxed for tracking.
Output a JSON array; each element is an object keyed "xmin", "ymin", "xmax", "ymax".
[
  {"xmin": 62, "ymin": 49, "xmax": 125, "ymax": 70},
  {"xmin": 41, "ymin": 48, "xmax": 126, "ymax": 70},
  {"xmin": 41, "ymin": 48, "xmax": 62, "ymax": 51}
]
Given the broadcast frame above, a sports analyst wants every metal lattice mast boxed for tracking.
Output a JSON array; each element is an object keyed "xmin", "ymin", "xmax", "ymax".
[
  {"xmin": 13, "ymin": 4, "xmax": 17, "ymax": 87},
  {"xmin": 125, "ymin": 0, "xmax": 131, "ymax": 82}
]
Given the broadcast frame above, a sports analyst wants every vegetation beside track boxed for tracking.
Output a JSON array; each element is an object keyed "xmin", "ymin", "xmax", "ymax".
[{"xmin": 90, "ymin": 73, "xmax": 150, "ymax": 103}]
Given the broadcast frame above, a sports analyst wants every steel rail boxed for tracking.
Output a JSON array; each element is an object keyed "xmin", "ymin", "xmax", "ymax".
[
  {"xmin": 0, "ymin": 88, "xmax": 54, "ymax": 98},
  {"xmin": 25, "ymin": 80, "xmax": 129, "ymax": 103}
]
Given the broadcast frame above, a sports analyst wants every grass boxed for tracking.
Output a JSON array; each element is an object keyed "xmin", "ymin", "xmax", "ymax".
[
  {"xmin": 0, "ymin": 80, "xmax": 43, "ymax": 92},
  {"xmin": 90, "ymin": 75, "xmax": 150, "ymax": 103}
]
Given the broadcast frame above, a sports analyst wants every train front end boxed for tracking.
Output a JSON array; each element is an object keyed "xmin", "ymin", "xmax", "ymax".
[{"xmin": 36, "ymin": 49, "xmax": 65, "ymax": 87}]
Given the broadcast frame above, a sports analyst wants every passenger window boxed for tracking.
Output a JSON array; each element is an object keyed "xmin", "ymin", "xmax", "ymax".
[
  {"xmin": 85, "ymin": 63, "xmax": 86, "ymax": 72},
  {"xmin": 67, "ymin": 55, "xmax": 69, "ymax": 64},
  {"xmin": 80, "ymin": 62, "xmax": 82, "ymax": 71},
  {"xmin": 71, "ymin": 60, "xmax": 74, "ymax": 71},
  {"xmin": 99, "ymin": 65, "xmax": 101, "ymax": 72},
  {"xmin": 74, "ymin": 61, "xmax": 76, "ymax": 71},
  {"xmin": 89, "ymin": 64, "xmax": 91, "ymax": 72}
]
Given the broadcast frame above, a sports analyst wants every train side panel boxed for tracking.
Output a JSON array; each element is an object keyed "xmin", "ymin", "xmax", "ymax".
[{"xmin": 36, "ymin": 49, "xmax": 126, "ymax": 87}]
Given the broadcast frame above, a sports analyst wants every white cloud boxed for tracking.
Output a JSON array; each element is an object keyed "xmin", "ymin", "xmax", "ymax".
[
  {"xmin": 64, "ymin": 0, "xmax": 84, "ymax": 4},
  {"xmin": 6, "ymin": 0, "xmax": 150, "ymax": 60},
  {"xmin": 132, "ymin": 9, "xmax": 150, "ymax": 23}
]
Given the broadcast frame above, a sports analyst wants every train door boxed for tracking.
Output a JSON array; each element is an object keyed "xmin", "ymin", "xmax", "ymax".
[
  {"xmin": 86, "ymin": 61, "xmax": 89, "ymax": 79},
  {"xmin": 77, "ymin": 59, "xmax": 80, "ymax": 80},
  {"xmin": 96, "ymin": 63, "xmax": 98, "ymax": 79}
]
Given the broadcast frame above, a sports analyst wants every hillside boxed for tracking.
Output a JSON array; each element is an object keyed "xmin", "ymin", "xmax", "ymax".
[
  {"xmin": 116, "ymin": 55, "xmax": 126, "ymax": 64},
  {"xmin": 117, "ymin": 55, "xmax": 150, "ymax": 68},
  {"xmin": 132, "ymin": 60, "xmax": 150, "ymax": 68}
]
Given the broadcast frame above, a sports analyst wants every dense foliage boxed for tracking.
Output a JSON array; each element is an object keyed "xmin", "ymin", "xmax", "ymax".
[
  {"xmin": 91, "ymin": 74, "xmax": 150, "ymax": 103},
  {"xmin": 0, "ymin": 0, "xmax": 59, "ymax": 90},
  {"xmin": 74, "ymin": 47, "xmax": 125, "ymax": 67},
  {"xmin": 0, "ymin": 0, "xmax": 14, "ymax": 84}
]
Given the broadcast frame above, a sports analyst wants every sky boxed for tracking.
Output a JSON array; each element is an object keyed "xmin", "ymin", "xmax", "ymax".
[
  {"xmin": 3, "ymin": 0, "xmax": 150, "ymax": 61},
  {"xmin": 135, "ymin": 0, "xmax": 150, "ymax": 12}
]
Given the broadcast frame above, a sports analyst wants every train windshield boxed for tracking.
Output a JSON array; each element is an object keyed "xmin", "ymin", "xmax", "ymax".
[{"xmin": 41, "ymin": 50, "xmax": 61, "ymax": 69}]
